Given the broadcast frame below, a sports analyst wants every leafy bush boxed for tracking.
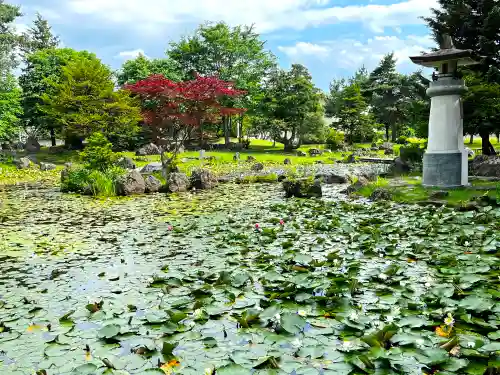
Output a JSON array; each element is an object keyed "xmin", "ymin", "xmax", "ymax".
[
  {"xmin": 79, "ymin": 132, "xmax": 119, "ymax": 171},
  {"xmin": 325, "ymin": 129, "xmax": 345, "ymax": 150},
  {"xmin": 396, "ymin": 135, "xmax": 408, "ymax": 145},
  {"xmin": 399, "ymin": 143, "xmax": 425, "ymax": 163},
  {"xmin": 238, "ymin": 173, "xmax": 278, "ymax": 184},
  {"xmin": 61, "ymin": 166, "xmax": 126, "ymax": 196}
]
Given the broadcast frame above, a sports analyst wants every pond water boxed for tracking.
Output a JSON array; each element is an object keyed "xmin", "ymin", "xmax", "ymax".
[{"xmin": 0, "ymin": 184, "xmax": 499, "ymax": 375}]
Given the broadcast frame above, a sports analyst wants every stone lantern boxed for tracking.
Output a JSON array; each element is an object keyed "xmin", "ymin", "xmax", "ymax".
[{"xmin": 410, "ymin": 35, "xmax": 480, "ymax": 187}]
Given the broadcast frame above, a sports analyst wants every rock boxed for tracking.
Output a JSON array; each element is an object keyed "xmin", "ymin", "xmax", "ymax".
[
  {"xmin": 315, "ymin": 160, "xmax": 325, "ymax": 164},
  {"xmin": 308, "ymin": 148, "xmax": 322, "ymax": 156},
  {"xmin": 116, "ymin": 170, "xmax": 146, "ymax": 196},
  {"xmin": 233, "ymin": 152, "xmax": 240, "ymax": 161},
  {"xmin": 343, "ymin": 176, "xmax": 370, "ymax": 194},
  {"xmin": 251, "ymin": 163, "xmax": 265, "ymax": 172},
  {"xmin": 390, "ymin": 157, "xmax": 411, "ymax": 174},
  {"xmin": 296, "ymin": 150, "xmax": 307, "ymax": 157},
  {"xmin": 117, "ymin": 157, "xmax": 136, "ymax": 170},
  {"xmin": 166, "ymin": 172, "xmax": 189, "ymax": 193},
  {"xmin": 26, "ymin": 155, "xmax": 38, "ymax": 165},
  {"xmin": 135, "ymin": 143, "xmax": 160, "ymax": 156},
  {"xmin": 379, "ymin": 142, "xmax": 393, "ymax": 152},
  {"xmin": 229, "ymin": 142, "xmax": 243, "ymax": 151},
  {"xmin": 316, "ymin": 172, "xmax": 350, "ymax": 184},
  {"xmin": 283, "ymin": 178, "xmax": 322, "ymax": 198},
  {"xmin": 191, "ymin": 169, "xmax": 218, "ymax": 190},
  {"xmin": 246, "ymin": 155, "xmax": 256, "ymax": 162},
  {"xmin": 370, "ymin": 188, "xmax": 392, "ymax": 201},
  {"xmin": 64, "ymin": 162, "xmax": 73, "ymax": 169},
  {"xmin": 323, "ymin": 149, "xmax": 332, "ymax": 154},
  {"xmin": 25, "ymin": 137, "xmax": 41, "ymax": 153},
  {"xmin": 40, "ymin": 162, "xmax": 56, "ymax": 171},
  {"xmin": 346, "ymin": 154, "xmax": 356, "ymax": 163},
  {"xmin": 140, "ymin": 162, "xmax": 163, "ymax": 174},
  {"xmin": 15, "ymin": 157, "xmax": 31, "ymax": 169},
  {"xmin": 284, "ymin": 158, "xmax": 292, "ymax": 165},
  {"xmin": 371, "ymin": 143, "xmax": 378, "ymax": 148},
  {"xmin": 430, "ymin": 190, "xmax": 450, "ymax": 199},
  {"xmin": 384, "ymin": 149, "xmax": 394, "ymax": 155},
  {"xmin": 144, "ymin": 175, "xmax": 162, "ymax": 193},
  {"xmin": 470, "ymin": 155, "xmax": 500, "ymax": 177},
  {"xmin": 371, "ymin": 147, "xmax": 379, "ymax": 151}
]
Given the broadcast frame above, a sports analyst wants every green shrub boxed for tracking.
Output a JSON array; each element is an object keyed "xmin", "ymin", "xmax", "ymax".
[
  {"xmin": 238, "ymin": 173, "xmax": 278, "ymax": 184},
  {"xmin": 326, "ymin": 129, "xmax": 345, "ymax": 150},
  {"xmin": 396, "ymin": 135, "xmax": 408, "ymax": 145},
  {"xmin": 61, "ymin": 166, "xmax": 126, "ymax": 196},
  {"xmin": 80, "ymin": 132, "xmax": 119, "ymax": 171},
  {"xmin": 399, "ymin": 143, "xmax": 425, "ymax": 163}
]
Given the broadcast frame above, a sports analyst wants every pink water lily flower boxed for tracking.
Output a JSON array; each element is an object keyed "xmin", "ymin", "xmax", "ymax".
[
  {"xmin": 167, "ymin": 225, "xmax": 173, "ymax": 231},
  {"xmin": 279, "ymin": 219, "xmax": 285, "ymax": 226},
  {"xmin": 255, "ymin": 223, "xmax": 260, "ymax": 229}
]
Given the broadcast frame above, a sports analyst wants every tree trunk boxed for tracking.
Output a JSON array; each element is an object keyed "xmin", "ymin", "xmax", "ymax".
[
  {"xmin": 385, "ymin": 125, "xmax": 389, "ymax": 141},
  {"xmin": 497, "ymin": 132, "xmax": 500, "ymax": 144},
  {"xmin": 469, "ymin": 134, "xmax": 474, "ymax": 144},
  {"xmin": 391, "ymin": 123, "xmax": 397, "ymax": 142},
  {"xmin": 273, "ymin": 138, "xmax": 276, "ymax": 147},
  {"xmin": 480, "ymin": 129, "xmax": 497, "ymax": 155},
  {"xmin": 50, "ymin": 128, "xmax": 56, "ymax": 147},
  {"xmin": 199, "ymin": 122, "xmax": 204, "ymax": 147},
  {"xmin": 224, "ymin": 116, "xmax": 230, "ymax": 146}
]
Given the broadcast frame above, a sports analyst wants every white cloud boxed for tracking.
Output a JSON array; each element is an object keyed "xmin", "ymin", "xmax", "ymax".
[
  {"xmin": 116, "ymin": 49, "xmax": 147, "ymax": 60},
  {"xmin": 279, "ymin": 34, "xmax": 436, "ymax": 71},
  {"xmin": 64, "ymin": 0, "xmax": 439, "ymax": 34}
]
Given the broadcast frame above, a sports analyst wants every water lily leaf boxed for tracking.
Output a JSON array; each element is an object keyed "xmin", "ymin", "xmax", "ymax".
[
  {"xmin": 281, "ymin": 313, "xmax": 306, "ymax": 334},
  {"xmin": 480, "ymin": 342, "xmax": 500, "ymax": 352},
  {"xmin": 71, "ymin": 364, "xmax": 98, "ymax": 374},
  {"xmin": 232, "ymin": 272, "xmax": 250, "ymax": 287},
  {"xmin": 98, "ymin": 324, "xmax": 121, "ymax": 339},
  {"xmin": 59, "ymin": 310, "xmax": 76, "ymax": 322},
  {"xmin": 458, "ymin": 295, "xmax": 494, "ymax": 312},
  {"xmin": 398, "ymin": 316, "xmax": 429, "ymax": 328},
  {"xmin": 217, "ymin": 365, "xmax": 251, "ymax": 375},
  {"xmin": 323, "ymin": 362, "xmax": 353, "ymax": 374}
]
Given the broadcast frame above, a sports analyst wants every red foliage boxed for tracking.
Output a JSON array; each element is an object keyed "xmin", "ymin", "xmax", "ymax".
[{"xmin": 125, "ymin": 74, "xmax": 247, "ymax": 131}]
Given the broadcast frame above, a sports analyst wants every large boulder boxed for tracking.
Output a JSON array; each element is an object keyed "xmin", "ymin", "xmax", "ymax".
[
  {"xmin": 343, "ymin": 176, "xmax": 370, "ymax": 194},
  {"xmin": 379, "ymin": 142, "xmax": 393, "ymax": 152},
  {"xmin": 15, "ymin": 157, "xmax": 31, "ymax": 169},
  {"xmin": 116, "ymin": 170, "xmax": 146, "ymax": 196},
  {"xmin": 470, "ymin": 155, "xmax": 500, "ymax": 177},
  {"xmin": 40, "ymin": 162, "xmax": 56, "ymax": 171},
  {"xmin": 25, "ymin": 137, "xmax": 41, "ymax": 153},
  {"xmin": 191, "ymin": 169, "xmax": 218, "ymax": 190},
  {"xmin": 308, "ymin": 148, "xmax": 322, "ymax": 157},
  {"xmin": 315, "ymin": 172, "xmax": 350, "ymax": 184},
  {"xmin": 284, "ymin": 158, "xmax": 292, "ymax": 165},
  {"xmin": 135, "ymin": 143, "xmax": 160, "ymax": 156},
  {"xmin": 370, "ymin": 188, "xmax": 392, "ymax": 201},
  {"xmin": 346, "ymin": 154, "xmax": 356, "ymax": 163},
  {"xmin": 283, "ymin": 178, "xmax": 322, "ymax": 198},
  {"xmin": 246, "ymin": 155, "xmax": 256, "ymax": 162},
  {"xmin": 166, "ymin": 172, "xmax": 189, "ymax": 193},
  {"xmin": 296, "ymin": 150, "xmax": 307, "ymax": 157},
  {"xmin": 251, "ymin": 163, "xmax": 264, "ymax": 172},
  {"xmin": 116, "ymin": 156, "xmax": 136, "ymax": 170},
  {"xmin": 144, "ymin": 175, "xmax": 162, "ymax": 193},
  {"xmin": 140, "ymin": 162, "xmax": 163, "ymax": 174},
  {"xmin": 390, "ymin": 157, "xmax": 411, "ymax": 175}
]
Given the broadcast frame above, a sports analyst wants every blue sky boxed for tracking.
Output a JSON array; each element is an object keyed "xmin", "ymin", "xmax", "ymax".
[{"xmin": 13, "ymin": 0, "xmax": 437, "ymax": 91}]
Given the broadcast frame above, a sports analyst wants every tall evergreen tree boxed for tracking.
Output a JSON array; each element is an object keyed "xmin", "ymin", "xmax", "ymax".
[
  {"xmin": 0, "ymin": 0, "xmax": 22, "ymax": 77},
  {"xmin": 20, "ymin": 13, "xmax": 59, "ymax": 57}
]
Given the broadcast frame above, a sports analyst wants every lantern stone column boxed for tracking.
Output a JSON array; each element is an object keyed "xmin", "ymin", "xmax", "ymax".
[{"xmin": 423, "ymin": 77, "xmax": 468, "ymax": 187}]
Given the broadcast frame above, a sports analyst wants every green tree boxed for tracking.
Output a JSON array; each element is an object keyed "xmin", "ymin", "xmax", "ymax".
[
  {"xmin": 168, "ymin": 22, "xmax": 276, "ymax": 144},
  {"xmin": 0, "ymin": 73, "xmax": 21, "ymax": 141},
  {"xmin": 336, "ymin": 83, "xmax": 372, "ymax": 144},
  {"xmin": 0, "ymin": 0, "xmax": 22, "ymax": 77},
  {"xmin": 425, "ymin": 0, "xmax": 500, "ymax": 154},
  {"xmin": 363, "ymin": 53, "xmax": 408, "ymax": 141},
  {"xmin": 262, "ymin": 64, "xmax": 322, "ymax": 150},
  {"xmin": 41, "ymin": 55, "xmax": 141, "ymax": 148},
  {"xmin": 462, "ymin": 71, "xmax": 500, "ymax": 154},
  {"xmin": 20, "ymin": 13, "xmax": 59, "ymax": 57},
  {"xmin": 19, "ymin": 48, "xmax": 95, "ymax": 145},
  {"xmin": 116, "ymin": 53, "xmax": 183, "ymax": 85}
]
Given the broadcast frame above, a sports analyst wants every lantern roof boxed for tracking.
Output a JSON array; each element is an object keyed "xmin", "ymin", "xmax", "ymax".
[{"xmin": 410, "ymin": 34, "xmax": 481, "ymax": 68}]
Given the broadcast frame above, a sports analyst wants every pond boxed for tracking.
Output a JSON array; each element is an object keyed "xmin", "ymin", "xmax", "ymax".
[{"xmin": 0, "ymin": 184, "xmax": 499, "ymax": 375}]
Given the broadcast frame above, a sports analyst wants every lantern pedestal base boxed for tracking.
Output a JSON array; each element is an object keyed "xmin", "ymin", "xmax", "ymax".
[{"xmin": 423, "ymin": 151, "xmax": 465, "ymax": 188}]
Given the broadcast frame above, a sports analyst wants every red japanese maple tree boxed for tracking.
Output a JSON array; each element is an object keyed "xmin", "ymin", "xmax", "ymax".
[{"xmin": 125, "ymin": 74, "xmax": 246, "ymax": 166}]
